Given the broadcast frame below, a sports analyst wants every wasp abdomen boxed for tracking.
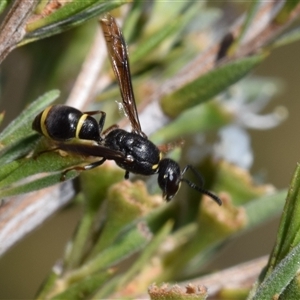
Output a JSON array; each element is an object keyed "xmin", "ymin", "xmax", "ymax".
[{"xmin": 32, "ymin": 105, "xmax": 101, "ymax": 142}]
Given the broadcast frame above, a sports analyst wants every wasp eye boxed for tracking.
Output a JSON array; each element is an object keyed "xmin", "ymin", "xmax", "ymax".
[{"xmin": 158, "ymin": 158, "xmax": 181, "ymax": 201}]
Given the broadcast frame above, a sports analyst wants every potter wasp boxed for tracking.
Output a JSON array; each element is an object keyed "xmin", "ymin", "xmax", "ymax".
[{"xmin": 32, "ymin": 14, "xmax": 221, "ymax": 205}]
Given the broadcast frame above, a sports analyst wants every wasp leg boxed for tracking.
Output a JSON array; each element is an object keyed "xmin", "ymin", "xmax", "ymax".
[
  {"xmin": 124, "ymin": 170, "xmax": 130, "ymax": 179},
  {"xmin": 60, "ymin": 158, "xmax": 106, "ymax": 181},
  {"xmin": 83, "ymin": 110, "xmax": 105, "ymax": 115},
  {"xmin": 32, "ymin": 147, "xmax": 61, "ymax": 159},
  {"xmin": 102, "ymin": 124, "xmax": 119, "ymax": 136},
  {"xmin": 83, "ymin": 110, "xmax": 106, "ymax": 131}
]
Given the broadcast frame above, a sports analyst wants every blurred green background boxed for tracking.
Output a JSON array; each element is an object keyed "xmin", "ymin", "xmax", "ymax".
[{"xmin": 0, "ymin": 4, "xmax": 300, "ymax": 299}]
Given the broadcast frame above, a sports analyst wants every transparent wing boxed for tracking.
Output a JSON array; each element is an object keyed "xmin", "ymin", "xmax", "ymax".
[{"xmin": 100, "ymin": 14, "xmax": 146, "ymax": 137}]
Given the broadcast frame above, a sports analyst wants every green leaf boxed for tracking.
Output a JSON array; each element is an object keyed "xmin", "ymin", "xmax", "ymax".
[
  {"xmin": 50, "ymin": 272, "xmax": 112, "ymax": 300},
  {"xmin": 150, "ymin": 101, "xmax": 232, "ymax": 144},
  {"xmin": 23, "ymin": 0, "xmax": 128, "ymax": 45},
  {"xmin": 0, "ymin": 90, "xmax": 61, "ymax": 198},
  {"xmin": 248, "ymin": 164, "xmax": 300, "ymax": 299},
  {"xmin": 130, "ymin": 17, "xmax": 179, "ymax": 64},
  {"xmin": 63, "ymin": 220, "xmax": 154, "ymax": 285},
  {"xmin": 63, "ymin": 165, "xmax": 126, "ymax": 270},
  {"xmin": 130, "ymin": 2, "xmax": 200, "ymax": 65},
  {"xmin": 93, "ymin": 221, "xmax": 173, "ymax": 299},
  {"xmin": 264, "ymin": 164, "xmax": 300, "ymax": 277},
  {"xmin": 245, "ymin": 190, "xmax": 286, "ymax": 229},
  {"xmin": 0, "ymin": 0, "xmax": 8, "ymax": 14},
  {"xmin": 0, "ymin": 171, "xmax": 77, "ymax": 199},
  {"xmin": 0, "ymin": 134, "xmax": 39, "ymax": 167},
  {"xmin": 0, "ymin": 89, "xmax": 60, "ymax": 145},
  {"xmin": 279, "ymin": 275, "xmax": 300, "ymax": 299},
  {"xmin": 121, "ymin": 1, "xmax": 151, "ymax": 43},
  {"xmin": 181, "ymin": 189, "xmax": 286, "ymax": 280},
  {"xmin": 88, "ymin": 180, "xmax": 159, "ymax": 257},
  {"xmin": 160, "ymin": 195, "xmax": 247, "ymax": 282},
  {"xmin": 275, "ymin": 0, "xmax": 300, "ymax": 24},
  {"xmin": 0, "ymin": 151, "xmax": 83, "ymax": 198},
  {"xmin": 39, "ymin": 185, "xmax": 175, "ymax": 298},
  {"xmin": 35, "ymin": 272, "xmax": 60, "ymax": 300},
  {"xmin": 160, "ymin": 54, "xmax": 266, "ymax": 118},
  {"xmin": 121, "ymin": 220, "xmax": 173, "ymax": 284},
  {"xmin": 215, "ymin": 162, "xmax": 273, "ymax": 206},
  {"xmin": 251, "ymin": 243, "xmax": 300, "ymax": 300},
  {"xmin": 0, "ymin": 90, "xmax": 61, "ymax": 196},
  {"xmin": 271, "ymin": 26, "xmax": 300, "ymax": 49}
]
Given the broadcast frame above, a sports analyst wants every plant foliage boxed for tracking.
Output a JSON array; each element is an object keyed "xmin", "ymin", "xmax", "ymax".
[{"xmin": 1, "ymin": 1, "xmax": 300, "ymax": 299}]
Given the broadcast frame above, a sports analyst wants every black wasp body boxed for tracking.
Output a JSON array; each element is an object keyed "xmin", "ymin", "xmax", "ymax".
[
  {"xmin": 32, "ymin": 105, "xmax": 103, "ymax": 142},
  {"xmin": 104, "ymin": 129, "xmax": 161, "ymax": 176},
  {"xmin": 33, "ymin": 105, "xmax": 162, "ymax": 178},
  {"xmin": 32, "ymin": 14, "xmax": 221, "ymax": 205}
]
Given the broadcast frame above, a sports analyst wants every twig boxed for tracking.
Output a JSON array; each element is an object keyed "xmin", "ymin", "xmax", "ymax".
[
  {"xmin": 0, "ymin": 0, "xmax": 37, "ymax": 63},
  {"xmin": 0, "ymin": 182, "xmax": 75, "ymax": 256},
  {"xmin": 188, "ymin": 256, "xmax": 268, "ymax": 298},
  {"xmin": 136, "ymin": 256, "xmax": 268, "ymax": 299},
  {"xmin": 65, "ymin": 26, "xmax": 108, "ymax": 110}
]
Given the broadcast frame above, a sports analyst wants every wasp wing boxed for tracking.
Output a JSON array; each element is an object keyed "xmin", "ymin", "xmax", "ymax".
[
  {"xmin": 100, "ymin": 14, "xmax": 146, "ymax": 138},
  {"xmin": 57, "ymin": 141, "xmax": 126, "ymax": 162}
]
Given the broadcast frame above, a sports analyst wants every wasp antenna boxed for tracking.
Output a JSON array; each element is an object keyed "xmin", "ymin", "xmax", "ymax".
[
  {"xmin": 181, "ymin": 177, "xmax": 222, "ymax": 206},
  {"xmin": 181, "ymin": 164, "xmax": 205, "ymax": 187},
  {"xmin": 181, "ymin": 164, "xmax": 221, "ymax": 205}
]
